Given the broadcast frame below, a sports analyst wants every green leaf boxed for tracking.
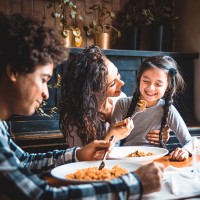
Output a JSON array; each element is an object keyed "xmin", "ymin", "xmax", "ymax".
[
  {"xmin": 87, "ymin": 30, "xmax": 92, "ymax": 36},
  {"xmin": 78, "ymin": 15, "xmax": 83, "ymax": 20},
  {"xmin": 69, "ymin": 2, "xmax": 73, "ymax": 7},
  {"xmin": 62, "ymin": 30, "xmax": 69, "ymax": 37},
  {"xmin": 92, "ymin": 20, "xmax": 97, "ymax": 26},
  {"xmin": 110, "ymin": 12, "xmax": 116, "ymax": 18}
]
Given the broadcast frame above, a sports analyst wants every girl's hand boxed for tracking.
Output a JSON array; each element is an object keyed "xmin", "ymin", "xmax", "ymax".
[
  {"xmin": 105, "ymin": 118, "xmax": 134, "ymax": 143},
  {"xmin": 146, "ymin": 127, "xmax": 170, "ymax": 145},
  {"xmin": 169, "ymin": 147, "xmax": 189, "ymax": 161}
]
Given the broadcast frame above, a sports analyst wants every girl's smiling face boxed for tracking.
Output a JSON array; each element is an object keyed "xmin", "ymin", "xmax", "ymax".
[{"xmin": 139, "ymin": 67, "xmax": 169, "ymax": 107}]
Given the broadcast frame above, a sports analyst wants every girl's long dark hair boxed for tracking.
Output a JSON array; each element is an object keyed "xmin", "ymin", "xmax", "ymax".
[
  {"xmin": 125, "ymin": 56, "xmax": 185, "ymax": 146},
  {"xmin": 59, "ymin": 45, "xmax": 108, "ymax": 146}
]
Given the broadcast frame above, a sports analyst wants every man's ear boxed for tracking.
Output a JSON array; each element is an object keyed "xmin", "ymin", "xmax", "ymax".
[{"xmin": 6, "ymin": 64, "xmax": 18, "ymax": 81}]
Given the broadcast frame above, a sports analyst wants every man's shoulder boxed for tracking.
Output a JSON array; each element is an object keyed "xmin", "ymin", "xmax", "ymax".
[{"xmin": 0, "ymin": 121, "xmax": 8, "ymax": 134}]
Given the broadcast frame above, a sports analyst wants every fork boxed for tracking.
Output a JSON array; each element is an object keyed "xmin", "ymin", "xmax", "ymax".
[
  {"xmin": 160, "ymin": 140, "xmax": 167, "ymax": 149},
  {"xmin": 159, "ymin": 132, "xmax": 167, "ymax": 149},
  {"xmin": 98, "ymin": 136, "xmax": 114, "ymax": 170},
  {"xmin": 130, "ymin": 104, "xmax": 146, "ymax": 120}
]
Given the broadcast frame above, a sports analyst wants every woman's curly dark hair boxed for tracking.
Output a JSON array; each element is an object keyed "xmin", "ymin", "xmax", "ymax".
[
  {"xmin": 0, "ymin": 11, "xmax": 68, "ymax": 78},
  {"xmin": 59, "ymin": 45, "xmax": 108, "ymax": 146},
  {"xmin": 125, "ymin": 55, "xmax": 185, "ymax": 147}
]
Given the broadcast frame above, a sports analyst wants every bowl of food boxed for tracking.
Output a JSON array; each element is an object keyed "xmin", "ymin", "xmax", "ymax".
[
  {"xmin": 108, "ymin": 146, "xmax": 169, "ymax": 164},
  {"xmin": 51, "ymin": 160, "xmax": 142, "ymax": 184}
]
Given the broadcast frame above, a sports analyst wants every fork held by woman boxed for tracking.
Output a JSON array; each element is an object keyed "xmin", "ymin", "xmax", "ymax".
[{"xmin": 98, "ymin": 136, "xmax": 115, "ymax": 170}]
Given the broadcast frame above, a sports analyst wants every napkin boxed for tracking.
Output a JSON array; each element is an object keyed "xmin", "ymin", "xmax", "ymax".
[{"xmin": 143, "ymin": 165, "xmax": 200, "ymax": 200}]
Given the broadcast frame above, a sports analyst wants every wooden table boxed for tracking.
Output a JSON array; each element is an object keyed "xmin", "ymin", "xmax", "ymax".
[
  {"xmin": 44, "ymin": 156, "xmax": 193, "ymax": 187},
  {"xmin": 155, "ymin": 155, "xmax": 192, "ymax": 168}
]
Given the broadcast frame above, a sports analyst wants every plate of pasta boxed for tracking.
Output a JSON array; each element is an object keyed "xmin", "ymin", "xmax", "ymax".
[
  {"xmin": 51, "ymin": 160, "xmax": 142, "ymax": 184},
  {"xmin": 108, "ymin": 146, "xmax": 169, "ymax": 164}
]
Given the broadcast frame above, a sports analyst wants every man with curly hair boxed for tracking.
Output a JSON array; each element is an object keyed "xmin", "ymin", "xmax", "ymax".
[{"xmin": 0, "ymin": 12, "xmax": 163, "ymax": 200}]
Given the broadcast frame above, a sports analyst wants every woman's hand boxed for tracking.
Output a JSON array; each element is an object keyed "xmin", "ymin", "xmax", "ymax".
[
  {"xmin": 105, "ymin": 117, "xmax": 134, "ymax": 143},
  {"xmin": 169, "ymin": 147, "xmax": 189, "ymax": 161},
  {"xmin": 76, "ymin": 140, "xmax": 115, "ymax": 161},
  {"xmin": 146, "ymin": 127, "xmax": 170, "ymax": 145}
]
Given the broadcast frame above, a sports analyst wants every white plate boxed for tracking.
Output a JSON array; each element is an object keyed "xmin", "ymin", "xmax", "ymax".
[
  {"xmin": 51, "ymin": 160, "xmax": 142, "ymax": 184},
  {"xmin": 108, "ymin": 146, "xmax": 169, "ymax": 164}
]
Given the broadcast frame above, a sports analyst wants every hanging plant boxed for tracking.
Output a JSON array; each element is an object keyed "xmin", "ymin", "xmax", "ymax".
[
  {"xmin": 84, "ymin": 3, "xmax": 121, "ymax": 38},
  {"xmin": 47, "ymin": 0, "xmax": 83, "ymax": 47}
]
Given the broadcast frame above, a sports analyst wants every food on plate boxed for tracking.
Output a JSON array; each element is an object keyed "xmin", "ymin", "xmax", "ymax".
[
  {"xmin": 130, "ymin": 100, "xmax": 147, "ymax": 119},
  {"xmin": 127, "ymin": 150, "xmax": 155, "ymax": 157},
  {"xmin": 65, "ymin": 165, "xmax": 128, "ymax": 181},
  {"xmin": 137, "ymin": 99, "xmax": 147, "ymax": 112}
]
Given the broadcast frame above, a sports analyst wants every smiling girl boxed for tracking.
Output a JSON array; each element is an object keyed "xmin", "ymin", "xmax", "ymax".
[{"xmin": 111, "ymin": 56, "xmax": 192, "ymax": 161}]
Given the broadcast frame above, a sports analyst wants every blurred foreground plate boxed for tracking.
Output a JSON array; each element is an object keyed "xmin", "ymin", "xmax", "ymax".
[
  {"xmin": 51, "ymin": 160, "xmax": 142, "ymax": 184},
  {"xmin": 108, "ymin": 146, "xmax": 169, "ymax": 164}
]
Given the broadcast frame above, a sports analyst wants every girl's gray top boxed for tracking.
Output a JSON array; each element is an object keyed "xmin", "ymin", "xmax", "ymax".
[{"xmin": 111, "ymin": 97, "xmax": 192, "ymax": 153}]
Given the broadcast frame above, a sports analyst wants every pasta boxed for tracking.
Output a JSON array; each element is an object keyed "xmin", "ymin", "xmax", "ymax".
[
  {"xmin": 66, "ymin": 165, "xmax": 128, "ymax": 181},
  {"xmin": 137, "ymin": 100, "xmax": 147, "ymax": 111},
  {"xmin": 127, "ymin": 150, "xmax": 155, "ymax": 157}
]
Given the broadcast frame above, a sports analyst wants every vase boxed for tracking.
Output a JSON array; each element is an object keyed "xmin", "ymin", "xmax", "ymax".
[
  {"xmin": 94, "ymin": 33, "xmax": 110, "ymax": 49},
  {"xmin": 149, "ymin": 25, "xmax": 173, "ymax": 51},
  {"xmin": 62, "ymin": 30, "xmax": 73, "ymax": 48}
]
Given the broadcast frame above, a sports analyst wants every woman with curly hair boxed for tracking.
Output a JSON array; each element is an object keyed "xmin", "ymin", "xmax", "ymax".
[
  {"xmin": 59, "ymin": 46, "xmax": 169, "ymax": 147},
  {"xmin": 59, "ymin": 45, "xmax": 131, "ymax": 146},
  {"xmin": 111, "ymin": 55, "xmax": 192, "ymax": 161}
]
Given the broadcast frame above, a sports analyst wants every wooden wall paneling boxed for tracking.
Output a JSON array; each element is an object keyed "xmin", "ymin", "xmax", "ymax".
[
  {"xmin": 45, "ymin": 1, "xmax": 62, "ymax": 33},
  {"xmin": 21, "ymin": 0, "xmax": 33, "ymax": 15},
  {"xmin": 44, "ymin": 0, "xmax": 56, "ymax": 27},
  {"xmin": 0, "ymin": 0, "xmax": 10, "ymax": 14},
  {"xmin": 10, "ymin": 0, "xmax": 22, "ymax": 13},
  {"xmin": 112, "ymin": 0, "xmax": 122, "ymax": 12},
  {"xmin": 33, "ymin": 0, "xmax": 45, "ymax": 18}
]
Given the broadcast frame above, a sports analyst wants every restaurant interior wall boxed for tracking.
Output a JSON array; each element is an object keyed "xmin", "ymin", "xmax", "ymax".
[{"xmin": 174, "ymin": 0, "xmax": 200, "ymax": 123}]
